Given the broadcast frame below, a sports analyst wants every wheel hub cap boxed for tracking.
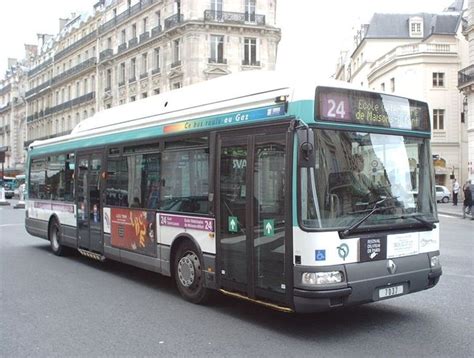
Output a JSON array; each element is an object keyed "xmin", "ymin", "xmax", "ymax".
[{"xmin": 178, "ymin": 254, "xmax": 198, "ymax": 287}]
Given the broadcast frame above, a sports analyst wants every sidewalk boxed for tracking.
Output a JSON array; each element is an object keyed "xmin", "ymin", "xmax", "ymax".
[{"xmin": 437, "ymin": 202, "xmax": 471, "ymax": 219}]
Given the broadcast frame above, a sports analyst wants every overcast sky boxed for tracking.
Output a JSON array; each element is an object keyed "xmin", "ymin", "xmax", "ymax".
[{"xmin": 0, "ymin": 0, "xmax": 460, "ymax": 78}]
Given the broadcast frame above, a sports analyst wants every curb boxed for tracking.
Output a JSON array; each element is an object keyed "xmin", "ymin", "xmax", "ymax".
[{"xmin": 438, "ymin": 210, "xmax": 471, "ymax": 219}]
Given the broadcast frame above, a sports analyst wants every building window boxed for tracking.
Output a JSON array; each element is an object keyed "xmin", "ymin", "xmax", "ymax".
[
  {"xmin": 84, "ymin": 78, "xmax": 88, "ymax": 93},
  {"xmin": 153, "ymin": 48, "xmax": 160, "ymax": 71},
  {"xmin": 210, "ymin": 35, "xmax": 224, "ymax": 63},
  {"xmin": 154, "ymin": 88, "xmax": 160, "ymax": 95},
  {"xmin": 409, "ymin": 17, "xmax": 423, "ymax": 37},
  {"xmin": 433, "ymin": 109, "xmax": 445, "ymax": 130},
  {"xmin": 173, "ymin": 82, "xmax": 181, "ymax": 90},
  {"xmin": 243, "ymin": 37, "xmax": 257, "ymax": 66},
  {"xmin": 119, "ymin": 62, "xmax": 126, "ymax": 84},
  {"xmin": 142, "ymin": 92, "xmax": 148, "ymax": 99},
  {"xmin": 132, "ymin": 24, "xmax": 137, "ymax": 38},
  {"xmin": 130, "ymin": 96, "xmax": 136, "ymax": 102},
  {"xmin": 433, "ymin": 72, "xmax": 445, "ymax": 87},
  {"xmin": 76, "ymin": 82, "xmax": 80, "ymax": 97},
  {"xmin": 211, "ymin": 0, "xmax": 223, "ymax": 19},
  {"xmin": 173, "ymin": 39, "xmax": 180, "ymax": 63},
  {"xmin": 107, "ymin": 37, "xmax": 112, "ymax": 49},
  {"xmin": 245, "ymin": 0, "xmax": 256, "ymax": 22},
  {"xmin": 141, "ymin": 53, "xmax": 148, "ymax": 76},
  {"xmin": 106, "ymin": 69, "xmax": 112, "ymax": 90},
  {"xmin": 121, "ymin": 29, "xmax": 126, "ymax": 44},
  {"xmin": 143, "ymin": 17, "xmax": 148, "ymax": 33},
  {"xmin": 390, "ymin": 78, "xmax": 395, "ymax": 92},
  {"xmin": 380, "ymin": 83, "xmax": 385, "ymax": 91},
  {"xmin": 155, "ymin": 11, "xmax": 161, "ymax": 27},
  {"xmin": 130, "ymin": 58, "xmax": 136, "ymax": 80}
]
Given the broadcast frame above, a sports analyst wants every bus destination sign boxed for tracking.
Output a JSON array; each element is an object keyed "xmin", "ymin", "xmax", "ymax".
[{"xmin": 316, "ymin": 87, "xmax": 430, "ymax": 131}]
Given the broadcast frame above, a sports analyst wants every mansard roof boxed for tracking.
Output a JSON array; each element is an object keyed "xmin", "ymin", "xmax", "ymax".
[{"xmin": 365, "ymin": 12, "xmax": 461, "ymax": 40}]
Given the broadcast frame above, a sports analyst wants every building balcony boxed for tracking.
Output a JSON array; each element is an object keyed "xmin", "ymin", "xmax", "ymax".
[
  {"xmin": 139, "ymin": 32, "xmax": 150, "ymax": 42},
  {"xmin": 151, "ymin": 25, "xmax": 162, "ymax": 38},
  {"xmin": 369, "ymin": 43, "xmax": 457, "ymax": 78},
  {"xmin": 204, "ymin": 10, "xmax": 265, "ymax": 26},
  {"xmin": 54, "ymin": 31, "xmax": 97, "ymax": 61},
  {"xmin": 118, "ymin": 42, "xmax": 128, "ymax": 53},
  {"xmin": 164, "ymin": 13, "xmax": 184, "ymax": 30},
  {"xmin": 208, "ymin": 58, "xmax": 227, "ymax": 64},
  {"xmin": 99, "ymin": 49, "xmax": 114, "ymax": 62},
  {"xmin": 50, "ymin": 57, "xmax": 97, "ymax": 87},
  {"xmin": 25, "ymin": 80, "xmax": 51, "ymax": 98},
  {"xmin": 0, "ymin": 102, "xmax": 11, "ymax": 113},
  {"xmin": 49, "ymin": 92, "xmax": 95, "ymax": 115},
  {"xmin": 458, "ymin": 64, "xmax": 474, "ymax": 89},
  {"xmin": 171, "ymin": 60, "xmax": 181, "ymax": 68},
  {"xmin": 128, "ymin": 37, "xmax": 138, "ymax": 49},
  {"xmin": 242, "ymin": 59, "xmax": 260, "ymax": 66},
  {"xmin": 0, "ymin": 83, "xmax": 11, "ymax": 96},
  {"xmin": 99, "ymin": 0, "xmax": 156, "ymax": 35},
  {"xmin": 28, "ymin": 58, "xmax": 53, "ymax": 77}
]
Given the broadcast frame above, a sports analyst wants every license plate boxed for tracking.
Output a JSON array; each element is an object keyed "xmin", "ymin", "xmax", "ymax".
[{"xmin": 379, "ymin": 284, "xmax": 404, "ymax": 299}]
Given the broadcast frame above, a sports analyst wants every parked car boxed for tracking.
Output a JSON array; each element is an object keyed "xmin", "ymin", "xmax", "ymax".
[
  {"xmin": 2, "ymin": 184, "xmax": 14, "ymax": 199},
  {"xmin": 435, "ymin": 185, "xmax": 451, "ymax": 203}
]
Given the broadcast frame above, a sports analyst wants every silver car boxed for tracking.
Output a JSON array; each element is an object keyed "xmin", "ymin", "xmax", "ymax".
[{"xmin": 435, "ymin": 185, "xmax": 451, "ymax": 203}]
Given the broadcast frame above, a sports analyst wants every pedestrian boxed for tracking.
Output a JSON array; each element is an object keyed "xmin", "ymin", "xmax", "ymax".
[
  {"xmin": 462, "ymin": 180, "xmax": 472, "ymax": 219},
  {"xmin": 452, "ymin": 179, "xmax": 460, "ymax": 206}
]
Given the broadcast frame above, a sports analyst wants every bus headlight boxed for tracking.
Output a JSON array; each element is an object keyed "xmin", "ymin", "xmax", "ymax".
[
  {"xmin": 430, "ymin": 255, "xmax": 440, "ymax": 268},
  {"xmin": 302, "ymin": 271, "xmax": 344, "ymax": 285}
]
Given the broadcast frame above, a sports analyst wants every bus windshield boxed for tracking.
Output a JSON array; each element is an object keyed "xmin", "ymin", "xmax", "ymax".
[{"xmin": 300, "ymin": 129, "xmax": 437, "ymax": 230}]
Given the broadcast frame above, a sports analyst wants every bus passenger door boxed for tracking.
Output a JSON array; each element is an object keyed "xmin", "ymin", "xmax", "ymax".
[
  {"xmin": 217, "ymin": 129, "xmax": 290, "ymax": 305},
  {"xmin": 77, "ymin": 152, "xmax": 104, "ymax": 253}
]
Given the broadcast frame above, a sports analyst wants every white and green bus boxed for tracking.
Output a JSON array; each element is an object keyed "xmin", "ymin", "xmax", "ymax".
[{"xmin": 25, "ymin": 71, "xmax": 441, "ymax": 313}]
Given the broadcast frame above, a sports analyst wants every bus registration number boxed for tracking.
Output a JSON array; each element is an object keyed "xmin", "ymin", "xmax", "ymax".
[{"xmin": 378, "ymin": 285, "xmax": 404, "ymax": 299}]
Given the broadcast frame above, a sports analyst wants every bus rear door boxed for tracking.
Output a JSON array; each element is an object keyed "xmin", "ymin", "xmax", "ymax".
[
  {"xmin": 76, "ymin": 151, "xmax": 104, "ymax": 253},
  {"xmin": 216, "ymin": 126, "xmax": 292, "ymax": 306}
]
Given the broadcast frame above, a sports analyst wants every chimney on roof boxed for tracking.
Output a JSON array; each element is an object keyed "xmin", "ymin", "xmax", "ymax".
[
  {"xmin": 59, "ymin": 18, "xmax": 69, "ymax": 31},
  {"xmin": 24, "ymin": 44, "xmax": 38, "ymax": 62},
  {"xmin": 7, "ymin": 58, "xmax": 18, "ymax": 70}
]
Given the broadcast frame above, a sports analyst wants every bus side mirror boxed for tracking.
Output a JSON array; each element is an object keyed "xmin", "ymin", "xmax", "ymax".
[{"xmin": 297, "ymin": 127, "xmax": 316, "ymax": 167}]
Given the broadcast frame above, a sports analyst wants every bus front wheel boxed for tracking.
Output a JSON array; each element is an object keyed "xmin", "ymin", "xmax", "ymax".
[
  {"xmin": 173, "ymin": 241, "xmax": 209, "ymax": 304},
  {"xmin": 49, "ymin": 219, "xmax": 67, "ymax": 256}
]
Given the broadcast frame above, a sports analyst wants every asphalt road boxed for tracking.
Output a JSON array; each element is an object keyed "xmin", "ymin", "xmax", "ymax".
[{"xmin": 1, "ymin": 202, "xmax": 473, "ymax": 357}]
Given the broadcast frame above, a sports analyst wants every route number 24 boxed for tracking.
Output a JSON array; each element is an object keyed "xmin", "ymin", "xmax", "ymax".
[{"xmin": 326, "ymin": 99, "xmax": 346, "ymax": 119}]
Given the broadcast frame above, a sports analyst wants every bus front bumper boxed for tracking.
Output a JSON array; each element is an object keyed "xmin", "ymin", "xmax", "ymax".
[{"xmin": 292, "ymin": 252, "xmax": 442, "ymax": 313}]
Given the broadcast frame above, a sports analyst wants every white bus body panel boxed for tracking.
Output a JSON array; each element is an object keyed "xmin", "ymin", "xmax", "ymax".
[
  {"xmin": 292, "ymin": 226, "xmax": 440, "ymax": 266},
  {"xmin": 27, "ymin": 200, "xmax": 76, "ymax": 227}
]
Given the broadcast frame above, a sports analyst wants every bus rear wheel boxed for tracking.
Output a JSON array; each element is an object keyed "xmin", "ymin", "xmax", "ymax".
[
  {"xmin": 49, "ymin": 219, "xmax": 67, "ymax": 256},
  {"xmin": 174, "ymin": 241, "xmax": 209, "ymax": 304}
]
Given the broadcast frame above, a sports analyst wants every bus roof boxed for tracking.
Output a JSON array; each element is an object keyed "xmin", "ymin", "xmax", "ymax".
[{"xmin": 28, "ymin": 70, "xmax": 428, "ymax": 153}]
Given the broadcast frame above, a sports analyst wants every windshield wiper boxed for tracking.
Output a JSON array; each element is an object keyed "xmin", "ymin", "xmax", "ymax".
[
  {"xmin": 397, "ymin": 214, "xmax": 436, "ymax": 230},
  {"xmin": 340, "ymin": 197, "xmax": 390, "ymax": 238}
]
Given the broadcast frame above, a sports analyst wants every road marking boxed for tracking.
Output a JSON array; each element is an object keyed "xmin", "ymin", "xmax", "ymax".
[{"xmin": 0, "ymin": 224, "xmax": 23, "ymax": 227}]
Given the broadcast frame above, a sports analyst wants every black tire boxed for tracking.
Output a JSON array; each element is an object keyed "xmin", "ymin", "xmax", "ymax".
[
  {"xmin": 49, "ymin": 219, "xmax": 68, "ymax": 256},
  {"xmin": 173, "ymin": 241, "xmax": 209, "ymax": 304},
  {"xmin": 442, "ymin": 196, "xmax": 449, "ymax": 203}
]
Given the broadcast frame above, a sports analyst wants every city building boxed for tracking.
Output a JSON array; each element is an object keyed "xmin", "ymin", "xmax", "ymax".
[
  {"xmin": 0, "ymin": 48, "xmax": 36, "ymax": 174},
  {"xmin": 458, "ymin": 0, "xmax": 474, "ymax": 181},
  {"xmin": 335, "ymin": 1, "xmax": 469, "ymax": 185},
  {"xmin": 24, "ymin": 0, "xmax": 281, "ymax": 148}
]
